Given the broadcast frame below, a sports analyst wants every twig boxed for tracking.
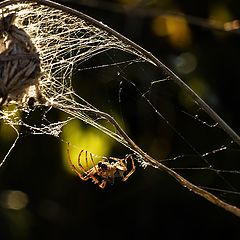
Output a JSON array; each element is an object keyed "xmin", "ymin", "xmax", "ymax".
[
  {"xmin": 17, "ymin": 0, "xmax": 239, "ymax": 146},
  {"xmin": 71, "ymin": 0, "xmax": 240, "ymax": 34},
  {"xmin": 76, "ymin": 108, "xmax": 240, "ymax": 218}
]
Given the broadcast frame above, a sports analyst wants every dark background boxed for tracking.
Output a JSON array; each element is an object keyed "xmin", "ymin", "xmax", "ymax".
[{"xmin": 0, "ymin": 0, "xmax": 240, "ymax": 239}]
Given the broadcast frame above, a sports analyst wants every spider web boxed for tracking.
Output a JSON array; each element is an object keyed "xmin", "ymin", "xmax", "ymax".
[{"xmin": 0, "ymin": 1, "xmax": 239, "ymax": 214}]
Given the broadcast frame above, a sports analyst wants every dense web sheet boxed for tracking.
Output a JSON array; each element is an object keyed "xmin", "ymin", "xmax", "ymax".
[
  {"xmin": 0, "ymin": 1, "xmax": 240, "ymax": 216},
  {"xmin": 0, "ymin": 2, "xmax": 145, "ymax": 145}
]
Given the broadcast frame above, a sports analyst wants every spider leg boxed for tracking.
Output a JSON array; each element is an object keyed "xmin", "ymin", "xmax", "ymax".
[
  {"xmin": 122, "ymin": 155, "xmax": 135, "ymax": 182},
  {"xmin": 99, "ymin": 180, "xmax": 107, "ymax": 189},
  {"xmin": 89, "ymin": 152, "xmax": 98, "ymax": 172},
  {"xmin": 108, "ymin": 156, "xmax": 120, "ymax": 162},
  {"xmin": 67, "ymin": 144, "xmax": 89, "ymax": 181},
  {"xmin": 77, "ymin": 149, "xmax": 84, "ymax": 166},
  {"xmin": 84, "ymin": 151, "xmax": 89, "ymax": 169},
  {"xmin": 77, "ymin": 150, "xmax": 105, "ymax": 188},
  {"xmin": 110, "ymin": 168, "xmax": 115, "ymax": 185},
  {"xmin": 87, "ymin": 153, "xmax": 107, "ymax": 188},
  {"xmin": 78, "ymin": 150, "xmax": 88, "ymax": 172},
  {"xmin": 77, "ymin": 150, "xmax": 101, "ymax": 183}
]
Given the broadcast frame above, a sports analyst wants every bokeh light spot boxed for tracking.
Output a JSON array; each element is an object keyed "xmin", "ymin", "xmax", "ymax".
[
  {"xmin": 152, "ymin": 15, "xmax": 192, "ymax": 48},
  {"xmin": 0, "ymin": 190, "xmax": 29, "ymax": 210},
  {"xmin": 174, "ymin": 52, "xmax": 197, "ymax": 74}
]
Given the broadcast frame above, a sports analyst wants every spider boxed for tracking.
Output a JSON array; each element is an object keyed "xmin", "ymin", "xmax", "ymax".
[{"xmin": 67, "ymin": 145, "xmax": 135, "ymax": 189}]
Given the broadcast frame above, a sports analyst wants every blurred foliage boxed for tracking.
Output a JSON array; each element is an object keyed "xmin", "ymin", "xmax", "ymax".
[{"xmin": 152, "ymin": 15, "xmax": 192, "ymax": 48}]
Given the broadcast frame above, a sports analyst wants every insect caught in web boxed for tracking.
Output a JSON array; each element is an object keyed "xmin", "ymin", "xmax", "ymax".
[
  {"xmin": 0, "ymin": 11, "xmax": 44, "ymax": 107},
  {"xmin": 67, "ymin": 145, "xmax": 135, "ymax": 189}
]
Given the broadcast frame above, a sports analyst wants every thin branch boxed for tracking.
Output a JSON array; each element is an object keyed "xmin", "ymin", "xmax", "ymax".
[
  {"xmin": 73, "ymin": 0, "xmax": 240, "ymax": 34},
  {"xmin": 11, "ymin": 0, "xmax": 238, "ymax": 146},
  {"xmin": 55, "ymin": 101, "xmax": 240, "ymax": 217},
  {"xmin": 77, "ymin": 108, "xmax": 240, "ymax": 218},
  {"xmin": 0, "ymin": 2, "xmax": 239, "ymax": 144}
]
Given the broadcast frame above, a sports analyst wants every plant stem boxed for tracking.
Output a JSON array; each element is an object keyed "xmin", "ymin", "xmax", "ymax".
[{"xmin": 79, "ymin": 108, "xmax": 240, "ymax": 218}]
